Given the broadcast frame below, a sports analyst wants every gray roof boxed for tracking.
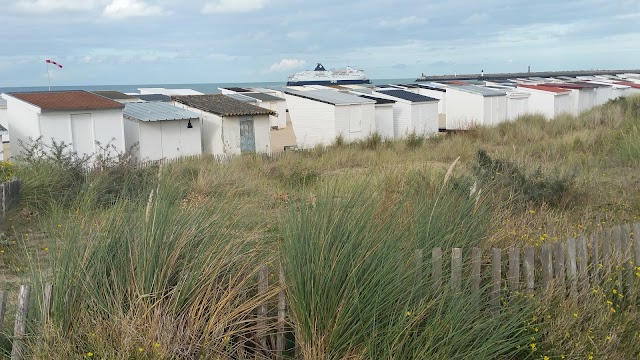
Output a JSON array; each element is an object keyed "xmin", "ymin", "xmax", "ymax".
[
  {"xmin": 124, "ymin": 102, "xmax": 199, "ymax": 122},
  {"xmin": 226, "ymin": 93, "xmax": 260, "ymax": 103},
  {"xmin": 135, "ymin": 94, "xmax": 172, "ymax": 102},
  {"xmin": 93, "ymin": 90, "xmax": 135, "ymax": 100},
  {"xmin": 376, "ymin": 89, "xmax": 439, "ymax": 103},
  {"xmin": 242, "ymin": 92, "xmax": 285, "ymax": 102},
  {"xmin": 357, "ymin": 94, "xmax": 396, "ymax": 105},
  {"xmin": 284, "ymin": 89, "xmax": 376, "ymax": 105},
  {"xmin": 448, "ymin": 85, "xmax": 506, "ymax": 97},
  {"xmin": 173, "ymin": 94, "xmax": 276, "ymax": 117}
]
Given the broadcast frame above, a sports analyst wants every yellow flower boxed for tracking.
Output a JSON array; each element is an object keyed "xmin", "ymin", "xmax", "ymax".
[
  {"xmin": 593, "ymin": 289, "xmax": 598, "ymax": 294},
  {"xmin": 543, "ymin": 356, "xmax": 550, "ymax": 360},
  {"xmin": 606, "ymin": 300, "xmax": 613, "ymax": 305},
  {"xmin": 222, "ymin": 335, "xmax": 231, "ymax": 344},
  {"xmin": 573, "ymin": 312, "xmax": 578, "ymax": 318},
  {"xmin": 405, "ymin": 311, "xmax": 411, "ymax": 316},
  {"xmin": 610, "ymin": 307, "xmax": 616, "ymax": 313},
  {"xmin": 561, "ymin": 355, "xmax": 566, "ymax": 359},
  {"xmin": 588, "ymin": 355, "xmax": 593, "ymax": 360},
  {"xmin": 86, "ymin": 352, "xmax": 93, "ymax": 357},
  {"xmin": 612, "ymin": 289, "xmax": 617, "ymax": 294},
  {"xmin": 529, "ymin": 210, "xmax": 536, "ymax": 214},
  {"xmin": 43, "ymin": 247, "xmax": 49, "ymax": 252},
  {"xmin": 138, "ymin": 348, "xmax": 144, "ymax": 352},
  {"xmin": 530, "ymin": 343, "xmax": 537, "ymax": 351},
  {"xmin": 154, "ymin": 343, "xmax": 160, "ymax": 348},
  {"xmin": 534, "ymin": 327, "xmax": 539, "ymax": 332}
]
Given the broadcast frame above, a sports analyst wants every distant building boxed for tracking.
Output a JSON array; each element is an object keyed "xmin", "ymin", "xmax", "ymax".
[
  {"xmin": 372, "ymin": 89, "xmax": 439, "ymax": 137},
  {"xmin": 123, "ymin": 102, "xmax": 202, "ymax": 162},
  {"xmin": 1, "ymin": 90, "xmax": 125, "ymax": 159},
  {"xmin": 284, "ymin": 89, "xmax": 377, "ymax": 148},
  {"xmin": 517, "ymin": 84, "xmax": 572, "ymax": 119},
  {"xmin": 173, "ymin": 94, "xmax": 274, "ymax": 156},
  {"xmin": 139, "ymin": 88, "xmax": 204, "ymax": 96}
]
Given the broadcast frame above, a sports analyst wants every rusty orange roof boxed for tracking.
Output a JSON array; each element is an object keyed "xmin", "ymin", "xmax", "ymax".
[
  {"xmin": 7, "ymin": 90, "xmax": 124, "ymax": 111},
  {"xmin": 517, "ymin": 84, "xmax": 571, "ymax": 94}
]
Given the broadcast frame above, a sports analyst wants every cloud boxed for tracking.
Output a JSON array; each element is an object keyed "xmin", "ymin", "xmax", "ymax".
[
  {"xmin": 102, "ymin": 0, "xmax": 169, "ymax": 19},
  {"xmin": 202, "ymin": 0, "xmax": 268, "ymax": 14},
  {"xmin": 616, "ymin": 12, "xmax": 640, "ymax": 20},
  {"xmin": 12, "ymin": 0, "xmax": 101, "ymax": 13},
  {"xmin": 268, "ymin": 58, "xmax": 306, "ymax": 73},
  {"xmin": 287, "ymin": 31, "xmax": 308, "ymax": 40},
  {"xmin": 377, "ymin": 16, "xmax": 427, "ymax": 29},
  {"xmin": 462, "ymin": 13, "xmax": 490, "ymax": 25}
]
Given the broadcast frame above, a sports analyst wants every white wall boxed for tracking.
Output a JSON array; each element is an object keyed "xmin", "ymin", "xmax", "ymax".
[
  {"xmin": 445, "ymin": 89, "xmax": 484, "ymax": 129},
  {"xmin": 418, "ymin": 89, "xmax": 446, "ymax": 114},
  {"xmin": 259, "ymin": 100, "xmax": 287, "ymax": 129},
  {"xmin": 285, "ymin": 94, "xmax": 336, "ymax": 148},
  {"xmin": 0, "ymin": 105, "xmax": 9, "ymax": 143},
  {"xmin": 333, "ymin": 103, "xmax": 376, "ymax": 142},
  {"xmin": 134, "ymin": 119, "xmax": 202, "ymax": 161},
  {"xmin": 518, "ymin": 89, "xmax": 571, "ymax": 119},
  {"xmin": 483, "ymin": 96, "xmax": 507, "ymax": 126},
  {"xmin": 411, "ymin": 102, "xmax": 439, "ymax": 135},
  {"xmin": 374, "ymin": 104, "xmax": 394, "ymax": 139},
  {"xmin": 173, "ymin": 102, "xmax": 224, "ymax": 156},
  {"xmin": 554, "ymin": 93, "xmax": 572, "ymax": 118},
  {"xmin": 2, "ymin": 95, "xmax": 124, "ymax": 159},
  {"xmin": 3, "ymin": 95, "xmax": 40, "ymax": 155},
  {"xmin": 123, "ymin": 118, "xmax": 141, "ymax": 159},
  {"xmin": 506, "ymin": 94, "xmax": 530, "ymax": 120}
]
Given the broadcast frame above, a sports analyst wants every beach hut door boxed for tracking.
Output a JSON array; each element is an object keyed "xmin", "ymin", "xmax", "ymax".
[{"xmin": 240, "ymin": 116, "xmax": 256, "ymax": 153}]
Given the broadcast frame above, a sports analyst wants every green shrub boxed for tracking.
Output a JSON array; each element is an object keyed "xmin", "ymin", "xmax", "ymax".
[
  {"xmin": 474, "ymin": 149, "xmax": 577, "ymax": 208},
  {"xmin": 406, "ymin": 132, "xmax": 424, "ymax": 149}
]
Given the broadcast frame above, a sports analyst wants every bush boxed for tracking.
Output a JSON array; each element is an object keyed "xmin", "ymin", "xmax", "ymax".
[
  {"xmin": 406, "ymin": 132, "xmax": 424, "ymax": 149},
  {"xmin": 474, "ymin": 149, "xmax": 576, "ymax": 208}
]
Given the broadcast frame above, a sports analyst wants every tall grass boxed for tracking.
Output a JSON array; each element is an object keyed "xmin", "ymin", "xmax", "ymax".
[
  {"xmin": 280, "ymin": 171, "xmax": 531, "ymax": 359},
  {"xmin": 30, "ymin": 173, "xmax": 276, "ymax": 359}
]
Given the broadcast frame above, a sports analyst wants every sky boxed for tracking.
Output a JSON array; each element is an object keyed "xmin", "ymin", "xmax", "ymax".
[{"xmin": 0, "ymin": 0, "xmax": 639, "ymax": 87}]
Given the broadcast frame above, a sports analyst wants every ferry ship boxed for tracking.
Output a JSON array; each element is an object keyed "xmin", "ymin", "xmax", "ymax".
[{"xmin": 287, "ymin": 63, "xmax": 371, "ymax": 86}]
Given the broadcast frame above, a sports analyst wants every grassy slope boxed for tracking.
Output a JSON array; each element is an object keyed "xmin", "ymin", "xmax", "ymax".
[{"xmin": 0, "ymin": 95, "xmax": 638, "ymax": 359}]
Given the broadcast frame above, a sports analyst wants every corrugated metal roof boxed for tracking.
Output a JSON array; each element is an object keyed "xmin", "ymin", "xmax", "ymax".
[
  {"xmin": 357, "ymin": 94, "xmax": 396, "ymax": 105},
  {"xmin": 134, "ymin": 94, "xmax": 172, "ymax": 102},
  {"xmin": 242, "ymin": 92, "xmax": 285, "ymax": 102},
  {"xmin": 222, "ymin": 87, "xmax": 251, "ymax": 93},
  {"xmin": 7, "ymin": 90, "xmax": 124, "ymax": 111},
  {"xmin": 124, "ymin": 102, "xmax": 199, "ymax": 122},
  {"xmin": 376, "ymin": 89, "xmax": 439, "ymax": 103},
  {"xmin": 226, "ymin": 93, "xmax": 260, "ymax": 103},
  {"xmin": 173, "ymin": 94, "xmax": 276, "ymax": 116},
  {"xmin": 448, "ymin": 85, "xmax": 506, "ymax": 97},
  {"xmin": 285, "ymin": 89, "xmax": 376, "ymax": 105}
]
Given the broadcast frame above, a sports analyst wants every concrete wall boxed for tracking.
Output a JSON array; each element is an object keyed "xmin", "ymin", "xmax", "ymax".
[
  {"xmin": 222, "ymin": 115, "xmax": 271, "ymax": 155},
  {"xmin": 285, "ymin": 94, "xmax": 336, "ymax": 148}
]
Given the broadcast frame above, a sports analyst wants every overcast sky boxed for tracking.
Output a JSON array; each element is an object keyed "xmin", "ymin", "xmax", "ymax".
[{"xmin": 1, "ymin": 0, "xmax": 639, "ymax": 87}]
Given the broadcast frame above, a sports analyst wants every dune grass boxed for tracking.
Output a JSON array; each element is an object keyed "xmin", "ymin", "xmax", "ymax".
[{"xmin": 0, "ymin": 95, "xmax": 638, "ymax": 358}]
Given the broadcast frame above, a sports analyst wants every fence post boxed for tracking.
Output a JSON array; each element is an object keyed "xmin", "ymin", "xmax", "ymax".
[
  {"xmin": 451, "ymin": 248, "xmax": 462, "ymax": 292},
  {"xmin": 491, "ymin": 248, "xmax": 501, "ymax": 313},
  {"xmin": 277, "ymin": 266, "xmax": 286, "ymax": 359},
  {"xmin": 541, "ymin": 243, "xmax": 554, "ymax": 291},
  {"xmin": 432, "ymin": 248, "xmax": 442, "ymax": 291},
  {"xmin": 577, "ymin": 236, "xmax": 589, "ymax": 290},
  {"xmin": 554, "ymin": 242, "xmax": 565, "ymax": 291},
  {"xmin": 0, "ymin": 290, "xmax": 7, "ymax": 331},
  {"xmin": 567, "ymin": 238, "xmax": 578, "ymax": 296},
  {"xmin": 523, "ymin": 246, "xmax": 535, "ymax": 295},
  {"xmin": 471, "ymin": 248, "xmax": 481, "ymax": 295},
  {"xmin": 508, "ymin": 247, "xmax": 520, "ymax": 292},
  {"xmin": 42, "ymin": 283, "xmax": 53, "ymax": 325},
  {"xmin": 612, "ymin": 226, "xmax": 624, "ymax": 294},
  {"xmin": 622, "ymin": 225, "xmax": 633, "ymax": 296},
  {"xmin": 257, "ymin": 265, "xmax": 269, "ymax": 352},
  {"xmin": 12, "ymin": 285, "xmax": 31, "ymax": 360},
  {"xmin": 591, "ymin": 232, "xmax": 601, "ymax": 286}
]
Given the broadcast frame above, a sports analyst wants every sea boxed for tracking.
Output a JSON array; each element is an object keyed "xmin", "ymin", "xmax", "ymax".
[{"xmin": 0, "ymin": 78, "xmax": 416, "ymax": 94}]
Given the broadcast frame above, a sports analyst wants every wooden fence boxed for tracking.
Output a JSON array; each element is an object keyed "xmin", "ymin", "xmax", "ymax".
[
  {"xmin": 1, "ymin": 223, "xmax": 639, "ymax": 359},
  {"xmin": 0, "ymin": 179, "xmax": 21, "ymax": 225}
]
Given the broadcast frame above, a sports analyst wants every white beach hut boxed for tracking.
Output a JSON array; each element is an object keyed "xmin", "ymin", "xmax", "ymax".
[
  {"xmin": 0, "ymin": 98, "xmax": 8, "ymax": 144},
  {"xmin": 173, "ymin": 94, "xmax": 274, "ymax": 156},
  {"xmin": 123, "ymin": 102, "xmax": 202, "ymax": 162},
  {"xmin": 1, "ymin": 90, "xmax": 125, "ymax": 159},
  {"xmin": 445, "ymin": 85, "xmax": 507, "ymax": 129},
  {"xmin": 284, "ymin": 89, "xmax": 376, "ymax": 148},
  {"xmin": 371, "ymin": 89, "xmax": 439, "ymax": 137},
  {"xmin": 546, "ymin": 83, "xmax": 598, "ymax": 115},
  {"xmin": 356, "ymin": 94, "xmax": 395, "ymax": 139},
  {"xmin": 516, "ymin": 84, "xmax": 572, "ymax": 119}
]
